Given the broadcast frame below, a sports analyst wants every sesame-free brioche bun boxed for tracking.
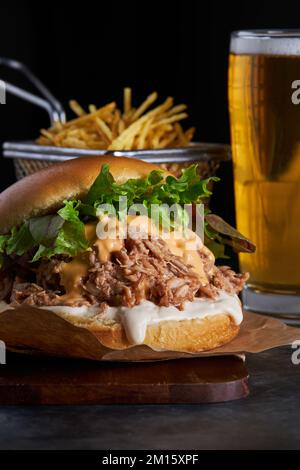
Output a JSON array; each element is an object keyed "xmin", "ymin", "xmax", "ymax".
[
  {"xmin": 0, "ymin": 156, "xmax": 169, "ymax": 234},
  {"xmin": 0, "ymin": 300, "xmax": 240, "ymax": 354},
  {"xmin": 57, "ymin": 309, "xmax": 240, "ymax": 353}
]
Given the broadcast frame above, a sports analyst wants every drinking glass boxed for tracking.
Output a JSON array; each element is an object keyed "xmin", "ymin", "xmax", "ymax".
[{"xmin": 228, "ymin": 30, "xmax": 300, "ymax": 319}]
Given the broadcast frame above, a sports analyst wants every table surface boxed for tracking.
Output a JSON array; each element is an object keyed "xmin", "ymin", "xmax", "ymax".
[{"xmin": 0, "ymin": 347, "xmax": 299, "ymax": 450}]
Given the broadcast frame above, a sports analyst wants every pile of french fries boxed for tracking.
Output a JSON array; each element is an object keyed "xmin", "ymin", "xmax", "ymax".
[{"xmin": 37, "ymin": 89, "xmax": 195, "ymax": 150}]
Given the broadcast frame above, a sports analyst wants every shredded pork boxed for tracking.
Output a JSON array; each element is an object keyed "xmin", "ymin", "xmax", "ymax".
[
  {"xmin": 83, "ymin": 237, "xmax": 202, "ymax": 309},
  {"xmin": 4, "ymin": 234, "xmax": 249, "ymax": 309},
  {"xmin": 211, "ymin": 266, "xmax": 249, "ymax": 294},
  {"xmin": 36, "ymin": 258, "xmax": 65, "ymax": 292},
  {"xmin": 10, "ymin": 281, "xmax": 61, "ymax": 306}
]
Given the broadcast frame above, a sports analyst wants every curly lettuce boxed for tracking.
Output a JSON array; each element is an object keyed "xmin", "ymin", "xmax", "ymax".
[
  {"xmin": 2, "ymin": 200, "xmax": 88, "ymax": 264},
  {"xmin": 0, "ymin": 163, "xmax": 255, "ymax": 265}
]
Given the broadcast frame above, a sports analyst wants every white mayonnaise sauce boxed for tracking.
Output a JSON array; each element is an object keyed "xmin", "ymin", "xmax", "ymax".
[
  {"xmin": 0, "ymin": 291, "xmax": 242, "ymax": 345},
  {"xmin": 105, "ymin": 291, "xmax": 243, "ymax": 344},
  {"xmin": 39, "ymin": 304, "xmax": 101, "ymax": 317}
]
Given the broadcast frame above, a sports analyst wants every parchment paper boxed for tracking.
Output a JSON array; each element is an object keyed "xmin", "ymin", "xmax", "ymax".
[{"xmin": 0, "ymin": 305, "xmax": 299, "ymax": 361}]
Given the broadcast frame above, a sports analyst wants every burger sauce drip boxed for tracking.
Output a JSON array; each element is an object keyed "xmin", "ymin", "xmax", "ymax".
[
  {"xmin": 59, "ymin": 217, "xmax": 214, "ymax": 302},
  {"xmin": 164, "ymin": 230, "xmax": 209, "ymax": 285},
  {"xmin": 91, "ymin": 219, "xmax": 124, "ymax": 262},
  {"xmin": 59, "ymin": 222, "xmax": 123, "ymax": 302},
  {"xmin": 59, "ymin": 255, "xmax": 89, "ymax": 303}
]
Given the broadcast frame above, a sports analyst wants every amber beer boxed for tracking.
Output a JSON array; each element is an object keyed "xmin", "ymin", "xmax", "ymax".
[{"xmin": 229, "ymin": 31, "xmax": 300, "ymax": 304}]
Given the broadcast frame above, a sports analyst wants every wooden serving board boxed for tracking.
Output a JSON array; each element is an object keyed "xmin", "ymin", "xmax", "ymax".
[{"xmin": 0, "ymin": 353, "xmax": 249, "ymax": 404}]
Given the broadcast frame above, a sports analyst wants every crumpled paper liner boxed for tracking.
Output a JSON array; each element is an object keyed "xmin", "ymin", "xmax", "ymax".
[{"xmin": 0, "ymin": 305, "xmax": 299, "ymax": 361}]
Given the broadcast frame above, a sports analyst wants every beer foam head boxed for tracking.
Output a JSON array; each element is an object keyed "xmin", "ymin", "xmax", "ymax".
[{"xmin": 231, "ymin": 30, "xmax": 300, "ymax": 56}]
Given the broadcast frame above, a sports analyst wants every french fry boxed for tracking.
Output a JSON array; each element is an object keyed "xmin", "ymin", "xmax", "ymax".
[
  {"xmin": 123, "ymin": 108, "xmax": 136, "ymax": 125},
  {"xmin": 53, "ymin": 121, "xmax": 63, "ymax": 131},
  {"xmin": 131, "ymin": 92, "xmax": 158, "ymax": 121},
  {"xmin": 63, "ymin": 137, "xmax": 87, "ymax": 148},
  {"xmin": 95, "ymin": 117, "xmax": 113, "ymax": 142},
  {"xmin": 63, "ymin": 102, "xmax": 116, "ymax": 128},
  {"xmin": 117, "ymin": 118, "xmax": 125, "ymax": 135},
  {"xmin": 37, "ymin": 90, "xmax": 195, "ymax": 151},
  {"xmin": 69, "ymin": 100, "xmax": 86, "ymax": 117},
  {"xmin": 174, "ymin": 122, "xmax": 185, "ymax": 144},
  {"xmin": 185, "ymin": 127, "xmax": 195, "ymax": 142},
  {"xmin": 153, "ymin": 112, "xmax": 188, "ymax": 127},
  {"xmin": 136, "ymin": 118, "xmax": 153, "ymax": 149},
  {"xmin": 123, "ymin": 88, "xmax": 132, "ymax": 115},
  {"xmin": 111, "ymin": 110, "xmax": 121, "ymax": 139},
  {"xmin": 164, "ymin": 104, "xmax": 187, "ymax": 117},
  {"xmin": 39, "ymin": 129, "xmax": 56, "ymax": 143},
  {"xmin": 158, "ymin": 132, "xmax": 177, "ymax": 148}
]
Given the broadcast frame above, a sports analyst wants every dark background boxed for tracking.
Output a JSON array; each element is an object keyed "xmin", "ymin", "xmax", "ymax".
[{"xmin": 1, "ymin": 0, "xmax": 300, "ymax": 222}]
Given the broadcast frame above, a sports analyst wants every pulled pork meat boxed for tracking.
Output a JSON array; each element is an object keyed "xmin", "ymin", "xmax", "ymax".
[
  {"xmin": 83, "ymin": 237, "xmax": 202, "ymax": 309},
  {"xmin": 36, "ymin": 258, "xmax": 65, "ymax": 292},
  {"xmin": 10, "ymin": 281, "xmax": 61, "ymax": 306},
  {"xmin": 4, "ymin": 235, "xmax": 249, "ymax": 309},
  {"xmin": 211, "ymin": 266, "xmax": 249, "ymax": 294}
]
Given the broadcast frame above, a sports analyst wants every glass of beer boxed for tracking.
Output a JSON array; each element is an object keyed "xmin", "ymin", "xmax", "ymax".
[{"xmin": 228, "ymin": 30, "xmax": 300, "ymax": 318}]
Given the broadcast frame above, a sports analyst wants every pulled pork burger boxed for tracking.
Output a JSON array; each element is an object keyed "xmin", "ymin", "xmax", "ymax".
[{"xmin": 0, "ymin": 156, "xmax": 253, "ymax": 353}]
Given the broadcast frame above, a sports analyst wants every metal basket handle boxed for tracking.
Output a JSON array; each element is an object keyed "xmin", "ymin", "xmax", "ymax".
[{"xmin": 0, "ymin": 57, "xmax": 66, "ymax": 124}]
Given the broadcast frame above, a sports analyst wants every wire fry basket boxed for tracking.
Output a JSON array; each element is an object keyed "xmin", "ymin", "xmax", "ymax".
[
  {"xmin": 1, "ymin": 58, "xmax": 231, "ymax": 180},
  {"xmin": 13, "ymin": 158, "xmax": 51, "ymax": 180},
  {"xmin": 4, "ymin": 141, "xmax": 230, "ymax": 180}
]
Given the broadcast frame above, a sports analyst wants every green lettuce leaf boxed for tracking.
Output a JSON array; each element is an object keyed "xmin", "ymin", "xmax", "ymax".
[
  {"xmin": 84, "ymin": 163, "xmax": 115, "ymax": 207},
  {"xmin": 1, "ymin": 163, "xmax": 254, "ymax": 263},
  {"xmin": 56, "ymin": 200, "xmax": 89, "ymax": 254},
  {"xmin": 4, "ymin": 200, "xmax": 89, "ymax": 264},
  {"xmin": 82, "ymin": 163, "xmax": 217, "ymax": 231},
  {"xmin": 6, "ymin": 223, "xmax": 34, "ymax": 256},
  {"xmin": 0, "ymin": 235, "xmax": 9, "ymax": 253},
  {"xmin": 29, "ymin": 215, "xmax": 64, "ymax": 245},
  {"xmin": 83, "ymin": 163, "xmax": 216, "ymax": 208},
  {"xmin": 0, "ymin": 235, "xmax": 9, "ymax": 268},
  {"xmin": 32, "ymin": 200, "xmax": 89, "ymax": 262}
]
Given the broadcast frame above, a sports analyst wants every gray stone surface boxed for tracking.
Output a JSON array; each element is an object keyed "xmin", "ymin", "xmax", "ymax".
[{"xmin": 0, "ymin": 347, "xmax": 299, "ymax": 450}]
